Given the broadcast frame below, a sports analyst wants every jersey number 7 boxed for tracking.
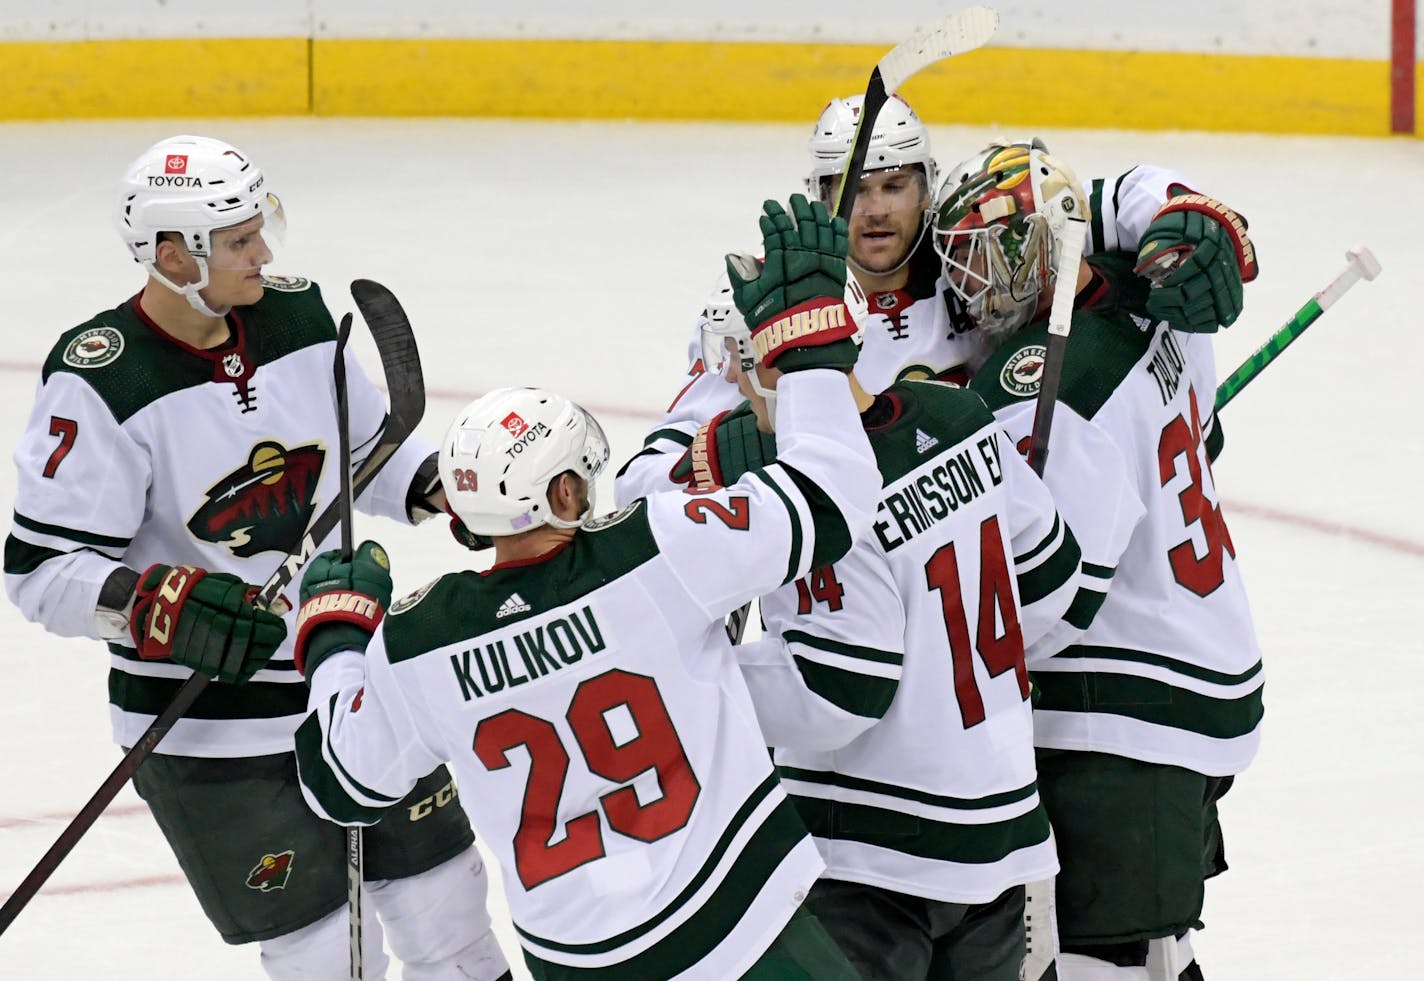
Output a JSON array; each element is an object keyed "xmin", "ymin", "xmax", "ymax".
[{"xmin": 474, "ymin": 669, "xmax": 701, "ymax": 890}]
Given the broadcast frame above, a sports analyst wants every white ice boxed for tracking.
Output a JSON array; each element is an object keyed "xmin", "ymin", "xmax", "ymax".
[{"xmin": 0, "ymin": 117, "xmax": 1419, "ymax": 980}]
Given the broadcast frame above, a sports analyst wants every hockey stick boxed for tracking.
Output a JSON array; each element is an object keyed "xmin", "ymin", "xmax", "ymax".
[
  {"xmin": 332, "ymin": 312, "xmax": 366, "ymax": 981},
  {"xmin": 831, "ymin": 6, "xmax": 999, "ymax": 222},
  {"xmin": 0, "ymin": 280, "xmax": 425, "ymax": 937},
  {"xmin": 1028, "ymin": 217, "xmax": 1088, "ymax": 476},
  {"xmin": 1215, "ymin": 245, "xmax": 1380, "ymax": 411},
  {"xmin": 722, "ymin": 8, "xmax": 998, "ymax": 647}
]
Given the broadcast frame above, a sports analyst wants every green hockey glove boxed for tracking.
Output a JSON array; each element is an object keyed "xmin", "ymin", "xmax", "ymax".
[
  {"xmin": 727, "ymin": 194, "xmax": 860, "ymax": 372},
  {"xmin": 1134, "ymin": 185, "xmax": 1259, "ymax": 333},
  {"xmin": 294, "ymin": 541, "xmax": 392, "ymax": 678},
  {"xmin": 669, "ymin": 404, "xmax": 777, "ymax": 490},
  {"xmin": 130, "ymin": 564, "xmax": 287, "ymax": 685}
]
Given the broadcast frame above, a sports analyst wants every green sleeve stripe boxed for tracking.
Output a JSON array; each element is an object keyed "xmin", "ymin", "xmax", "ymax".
[
  {"xmin": 783, "ymin": 629, "xmax": 902, "ymax": 666},
  {"xmin": 1204, "ymin": 414, "xmax": 1225, "ymax": 463},
  {"xmin": 12, "ymin": 511, "xmax": 130, "ymax": 550},
  {"xmin": 1064, "ymin": 585, "xmax": 1108, "ymax": 630},
  {"xmin": 1015, "ymin": 514, "xmax": 1062, "ymax": 565},
  {"xmin": 1017, "ymin": 523, "xmax": 1081, "ymax": 606},
  {"xmin": 643, "ymin": 427, "xmax": 694, "ymax": 450},
  {"xmin": 109, "ymin": 669, "xmax": 307, "ymax": 720},
  {"xmin": 1044, "ymin": 645, "xmax": 1264, "ymax": 687},
  {"xmin": 751, "ymin": 469, "xmax": 805, "ymax": 586},
  {"xmin": 1082, "ymin": 562, "xmax": 1115, "ymax": 580},
  {"xmin": 790, "ymin": 653, "xmax": 897, "ymax": 720},
  {"xmin": 776, "ymin": 460, "xmax": 853, "ymax": 574},
  {"xmin": 1032, "ymin": 667, "xmax": 1264, "ymax": 739},
  {"xmin": 1089, "ymin": 178, "xmax": 1107, "ymax": 253},
  {"xmin": 3, "ymin": 535, "xmax": 67, "ymax": 576},
  {"xmin": 320, "ymin": 691, "xmax": 404, "ymax": 805},
  {"xmin": 780, "ymin": 767, "xmax": 1038, "ymax": 812},
  {"xmin": 789, "ymin": 792, "xmax": 1050, "ymax": 865},
  {"xmin": 294, "ymin": 712, "xmax": 389, "ymax": 825}
]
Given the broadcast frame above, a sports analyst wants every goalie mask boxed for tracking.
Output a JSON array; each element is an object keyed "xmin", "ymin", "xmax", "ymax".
[
  {"xmin": 439, "ymin": 388, "xmax": 610, "ymax": 538},
  {"xmin": 116, "ymin": 134, "xmax": 286, "ymax": 317},
  {"xmin": 932, "ymin": 140, "xmax": 1088, "ymax": 341}
]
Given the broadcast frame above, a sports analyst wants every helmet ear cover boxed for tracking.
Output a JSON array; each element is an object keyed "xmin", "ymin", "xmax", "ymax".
[{"xmin": 439, "ymin": 388, "xmax": 610, "ymax": 538}]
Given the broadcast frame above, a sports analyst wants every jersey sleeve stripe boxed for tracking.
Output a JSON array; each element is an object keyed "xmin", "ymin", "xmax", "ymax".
[
  {"xmin": 778, "ymin": 766, "xmax": 1040, "ymax": 811},
  {"xmin": 774, "ymin": 460, "xmax": 854, "ymax": 575},
  {"xmin": 2, "ymin": 536, "xmax": 68, "ymax": 576},
  {"xmin": 11, "ymin": 511, "xmax": 131, "ymax": 551},
  {"xmin": 789, "ymin": 653, "xmax": 898, "ymax": 720},
  {"xmin": 1063, "ymin": 586, "xmax": 1108, "ymax": 630},
  {"xmin": 293, "ymin": 711, "xmax": 390, "ymax": 825},
  {"xmin": 749, "ymin": 468, "xmax": 807, "ymax": 586},
  {"xmin": 1033, "ymin": 668, "xmax": 1264, "ymax": 740},
  {"xmin": 1089, "ymin": 178, "xmax": 1108, "ymax": 254},
  {"xmin": 1016, "ymin": 523, "xmax": 1082, "ymax": 606},
  {"xmin": 1037, "ymin": 644, "xmax": 1264, "ymax": 688},
  {"xmin": 643, "ymin": 427, "xmax": 695, "ymax": 450},
  {"xmin": 782, "ymin": 629, "xmax": 903, "ymax": 667},
  {"xmin": 1014, "ymin": 514, "xmax": 1063, "ymax": 567}
]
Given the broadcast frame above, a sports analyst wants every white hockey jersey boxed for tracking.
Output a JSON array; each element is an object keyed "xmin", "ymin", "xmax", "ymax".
[
  {"xmin": 614, "ymin": 165, "xmax": 1191, "ymax": 506},
  {"xmin": 296, "ymin": 371, "xmax": 881, "ymax": 979},
  {"xmin": 4, "ymin": 278, "xmax": 430, "ymax": 757},
  {"xmin": 969, "ymin": 253, "xmax": 1264, "ymax": 777},
  {"xmin": 733, "ymin": 381, "xmax": 1082, "ymax": 904}
]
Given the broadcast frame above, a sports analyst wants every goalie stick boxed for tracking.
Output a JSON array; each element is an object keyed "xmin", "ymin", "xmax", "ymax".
[
  {"xmin": 724, "ymin": 6, "xmax": 999, "ymax": 646},
  {"xmin": 1215, "ymin": 245, "xmax": 1380, "ymax": 410},
  {"xmin": 1027, "ymin": 217, "xmax": 1088, "ymax": 476},
  {"xmin": 0, "ymin": 280, "xmax": 425, "ymax": 938}
]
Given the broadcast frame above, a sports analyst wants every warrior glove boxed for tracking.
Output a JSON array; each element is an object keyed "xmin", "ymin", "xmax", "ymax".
[
  {"xmin": 670, "ymin": 405, "xmax": 777, "ymax": 490},
  {"xmin": 1134, "ymin": 184, "xmax": 1259, "ymax": 333},
  {"xmin": 294, "ymin": 541, "xmax": 392, "ymax": 678},
  {"xmin": 728, "ymin": 194, "xmax": 861, "ymax": 372}
]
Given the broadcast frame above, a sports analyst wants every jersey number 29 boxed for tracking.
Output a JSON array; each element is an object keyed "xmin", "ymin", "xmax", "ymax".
[{"xmin": 474, "ymin": 669, "xmax": 701, "ymax": 890}]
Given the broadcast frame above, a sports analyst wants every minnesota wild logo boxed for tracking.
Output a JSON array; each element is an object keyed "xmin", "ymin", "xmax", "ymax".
[
  {"xmin": 246, "ymin": 850, "xmax": 295, "ymax": 892},
  {"xmin": 187, "ymin": 440, "xmax": 324, "ymax": 557}
]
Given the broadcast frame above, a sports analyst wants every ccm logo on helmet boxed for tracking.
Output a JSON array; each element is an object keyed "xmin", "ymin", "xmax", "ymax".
[{"xmin": 505, "ymin": 422, "xmax": 551, "ymax": 458}]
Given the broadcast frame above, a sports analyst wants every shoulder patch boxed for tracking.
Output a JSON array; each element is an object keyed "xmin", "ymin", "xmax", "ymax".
[
  {"xmin": 584, "ymin": 501, "xmax": 643, "ymax": 532},
  {"xmin": 1000, "ymin": 345, "xmax": 1047, "ymax": 397},
  {"xmin": 389, "ymin": 579, "xmax": 437, "ymax": 616},
  {"xmin": 260, "ymin": 274, "xmax": 312, "ymax": 292},
  {"xmin": 62, "ymin": 326, "xmax": 125, "ymax": 369}
]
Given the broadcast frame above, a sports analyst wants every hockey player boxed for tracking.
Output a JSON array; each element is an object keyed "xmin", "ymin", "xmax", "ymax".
[
  {"xmin": 614, "ymin": 93, "xmax": 1253, "ymax": 506},
  {"xmin": 290, "ymin": 194, "xmax": 880, "ymax": 979},
  {"xmin": 678, "ymin": 280, "xmax": 1085, "ymax": 980},
  {"xmin": 3, "ymin": 135, "xmax": 510, "ymax": 981},
  {"xmin": 935, "ymin": 141, "xmax": 1264, "ymax": 981}
]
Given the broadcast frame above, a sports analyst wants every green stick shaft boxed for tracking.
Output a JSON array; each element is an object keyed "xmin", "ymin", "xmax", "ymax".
[{"xmin": 1214, "ymin": 299, "xmax": 1322, "ymax": 411}]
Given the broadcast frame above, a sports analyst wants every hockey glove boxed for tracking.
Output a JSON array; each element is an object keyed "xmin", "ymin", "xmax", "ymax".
[
  {"xmin": 130, "ymin": 564, "xmax": 286, "ymax": 685},
  {"xmin": 669, "ymin": 404, "xmax": 777, "ymax": 490},
  {"xmin": 1134, "ymin": 184, "xmax": 1259, "ymax": 333},
  {"xmin": 728, "ymin": 194, "xmax": 860, "ymax": 372},
  {"xmin": 294, "ymin": 541, "xmax": 392, "ymax": 678}
]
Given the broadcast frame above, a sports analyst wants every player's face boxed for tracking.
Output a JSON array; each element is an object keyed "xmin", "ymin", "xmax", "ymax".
[
  {"xmin": 202, "ymin": 214, "xmax": 274, "ymax": 307},
  {"xmin": 841, "ymin": 167, "xmax": 929, "ymax": 274}
]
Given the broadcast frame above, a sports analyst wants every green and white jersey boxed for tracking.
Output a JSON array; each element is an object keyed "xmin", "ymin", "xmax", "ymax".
[
  {"xmin": 4, "ymin": 278, "xmax": 430, "ymax": 758},
  {"xmin": 297, "ymin": 371, "xmax": 880, "ymax": 979},
  {"xmin": 970, "ymin": 253, "xmax": 1264, "ymax": 778},
  {"xmin": 613, "ymin": 165, "xmax": 1190, "ymax": 507},
  {"xmin": 735, "ymin": 381, "xmax": 1081, "ymax": 904}
]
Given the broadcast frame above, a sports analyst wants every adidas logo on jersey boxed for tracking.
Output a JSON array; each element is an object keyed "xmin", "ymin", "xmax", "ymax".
[
  {"xmin": 496, "ymin": 592, "xmax": 532, "ymax": 619},
  {"xmin": 915, "ymin": 429, "xmax": 940, "ymax": 454}
]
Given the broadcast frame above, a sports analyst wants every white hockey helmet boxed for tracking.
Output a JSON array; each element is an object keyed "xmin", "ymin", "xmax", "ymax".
[
  {"xmin": 440, "ymin": 388, "xmax": 610, "ymax": 538},
  {"xmin": 805, "ymin": 94, "xmax": 939, "ymax": 206},
  {"xmin": 115, "ymin": 134, "xmax": 285, "ymax": 315},
  {"xmin": 932, "ymin": 139, "xmax": 1088, "ymax": 340}
]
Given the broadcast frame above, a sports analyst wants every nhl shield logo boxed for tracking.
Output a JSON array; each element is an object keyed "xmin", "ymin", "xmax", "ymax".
[
  {"xmin": 246, "ymin": 850, "xmax": 295, "ymax": 892},
  {"xmin": 62, "ymin": 327, "xmax": 125, "ymax": 370},
  {"xmin": 1000, "ymin": 345, "xmax": 1047, "ymax": 396},
  {"xmin": 222, "ymin": 352, "xmax": 245, "ymax": 378}
]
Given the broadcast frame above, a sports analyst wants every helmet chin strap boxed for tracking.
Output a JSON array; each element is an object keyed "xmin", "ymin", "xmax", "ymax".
[{"xmin": 146, "ymin": 258, "xmax": 232, "ymax": 319}]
